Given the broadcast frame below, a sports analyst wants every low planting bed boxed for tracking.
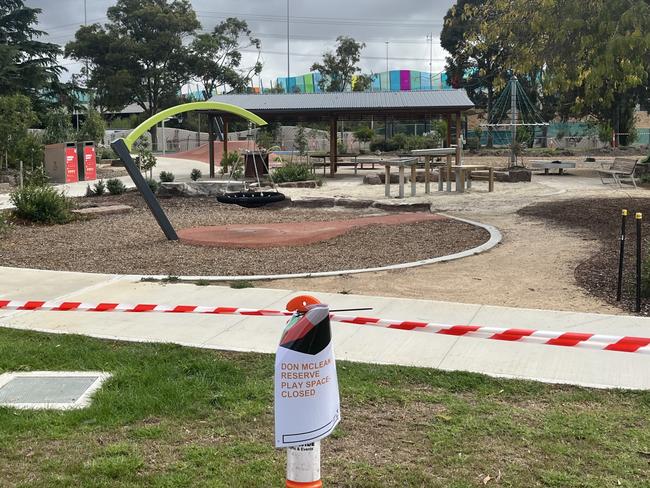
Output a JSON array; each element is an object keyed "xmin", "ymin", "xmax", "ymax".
[
  {"xmin": 0, "ymin": 193, "xmax": 489, "ymax": 277},
  {"xmin": 519, "ymin": 197, "xmax": 650, "ymax": 314}
]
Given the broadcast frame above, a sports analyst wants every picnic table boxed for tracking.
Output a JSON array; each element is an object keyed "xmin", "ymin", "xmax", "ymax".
[
  {"xmin": 308, "ymin": 153, "xmax": 360, "ymax": 174},
  {"xmin": 530, "ymin": 160, "xmax": 577, "ymax": 175},
  {"xmin": 411, "ymin": 147, "xmax": 459, "ymax": 192},
  {"xmin": 450, "ymin": 165, "xmax": 495, "ymax": 193},
  {"xmin": 383, "ymin": 158, "xmax": 419, "ymax": 198}
]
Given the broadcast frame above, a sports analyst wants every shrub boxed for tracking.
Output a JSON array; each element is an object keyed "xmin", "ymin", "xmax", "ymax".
[
  {"xmin": 23, "ymin": 166, "xmax": 49, "ymax": 187},
  {"xmin": 145, "ymin": 178, "xmax": 159, "ymax": 194},
  {"xmin": 159, "ymin": 171, "xmax": 175, "ymax": 182},
  {"xmin": 353, "ymin": 126, "xmax": 374, "ymax": 144},
  {"xmin": 190, "ymin": 168, "xmax": 202, "ymax": 181},
  {"xmin": 106, "ymin": 178, "xmax": 127, "ymax": 195},
  {"xmin": 93, "ymin": 179, "xmax": 106, "ymax": 196},
  {"xmin": 0, "ymin": 212, "xmax": 10, "ymax": 236},
  {"xmin": 220, "ymin": 152, "xmax": 243, "ymax": 179},
  {"xmin": 78, "ymin": 108, "xmax": 106, "ymax": 144},
  {"xmin": 272, "ymin": 162, "xmax": 312, "ymax": 183},
  {"xmin": 10, "ymin": 185, "xmax": 71, "ymax": 224},
  {"xmin": 97, "ymin": 146, "xmax": 117, "ymax": 160},
  {"xmin": 466, "ymin": 136, "xmax": 480, "ymax": 152},
  {"xmin": 135, "ymin": 146, "xmax": 156, "ymax": 177},
  {"xmin": 294, "ymin": 124, "xmax": 308, "ymax": 156}
]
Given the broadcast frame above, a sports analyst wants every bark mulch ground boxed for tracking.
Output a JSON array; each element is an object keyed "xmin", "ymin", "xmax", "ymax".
[
  {"xmin": 0, "ymin": 193, "xmax": 489, "ymax": 277},
  {"xmin": 519, "ymin": 197, "xmax": 650, "ymax": 315}
]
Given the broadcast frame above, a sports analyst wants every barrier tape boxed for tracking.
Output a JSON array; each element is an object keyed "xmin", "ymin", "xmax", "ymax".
[{"xmin": 1, "ymin": 299, "xmax": 649, "ymax": 355}]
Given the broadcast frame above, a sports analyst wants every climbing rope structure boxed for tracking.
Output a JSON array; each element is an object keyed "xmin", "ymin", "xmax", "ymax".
[{"xmin": 482, "ymin": 75, "xmax": 549, "ymax": 167}]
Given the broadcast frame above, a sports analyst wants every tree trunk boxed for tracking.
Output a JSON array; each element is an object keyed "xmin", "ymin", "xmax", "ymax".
[
  {"xmin": 529, "ymin": 126, "xmax": 536, "ymax": 148},
  {"xmin": 486, "ymin": 85, "xmax": 494, "ymax": 148},
  {"xmin": 541, "ymin": 125, "xmax": 548, "ymax": 148},
  {"xmin": 150, "ymin": 127, "xmax": 158, "ymax": 152}
]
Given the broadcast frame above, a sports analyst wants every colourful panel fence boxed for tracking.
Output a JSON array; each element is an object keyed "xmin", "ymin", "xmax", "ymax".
[
  {"xmin": 304, "ymin": 74, "xmax": 314, "ymax": 93},
  {"xmin": 389, "ymin": 71, "xmax": 400, "ymax": 91},
  {"xmin": 410, "ymin": 71, "xmax": 421, "ymax": 91},
  {"xmin": 400, "ymin": 70, "xmax": 411, "ymax": 91},
  {"xmin": 380, "ymin": 72, "xmax": 390, "ymax": 91}
]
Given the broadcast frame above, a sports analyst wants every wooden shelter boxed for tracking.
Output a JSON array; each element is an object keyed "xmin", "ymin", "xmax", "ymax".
[{"xmin": 210, "ymin": 91, "xmax": 474, "ymax": 175}]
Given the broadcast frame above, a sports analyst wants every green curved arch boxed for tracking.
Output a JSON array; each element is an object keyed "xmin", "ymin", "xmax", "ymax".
[{"xmin": 122, "ymin": 101, "xmax": 267, "ymax": 150}]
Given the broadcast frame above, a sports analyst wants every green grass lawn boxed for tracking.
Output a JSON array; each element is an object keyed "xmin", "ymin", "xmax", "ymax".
[{"xmin": 0, "ymin": 327, "xmax": 648, "ymax": 487}]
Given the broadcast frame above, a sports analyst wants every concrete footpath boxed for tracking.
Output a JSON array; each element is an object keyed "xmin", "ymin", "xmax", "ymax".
[{"xmin": 1, "ymin": 266, "xmax": 649, "ymax": 390}]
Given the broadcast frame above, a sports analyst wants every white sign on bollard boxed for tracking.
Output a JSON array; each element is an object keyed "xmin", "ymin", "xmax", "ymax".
[{"xmin": 274, "ymin": 303, "xmax": 340, "ymax": 448}]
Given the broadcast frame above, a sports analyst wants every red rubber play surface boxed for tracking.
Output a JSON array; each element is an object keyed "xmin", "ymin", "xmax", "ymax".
[{"xmin": 178, "ymin": 212, "xmax": 447, "ymax": 248}]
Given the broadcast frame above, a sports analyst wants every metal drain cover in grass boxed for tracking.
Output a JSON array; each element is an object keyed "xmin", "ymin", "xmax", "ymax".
[{"xmin": 0, "ymin": 372, "xmax": 111, "ymax": 410}]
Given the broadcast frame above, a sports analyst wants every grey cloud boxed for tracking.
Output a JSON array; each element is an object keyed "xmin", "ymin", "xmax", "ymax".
[{"xmin": 26, "ymin": 0, "xmax": 454, "ymax": 83}]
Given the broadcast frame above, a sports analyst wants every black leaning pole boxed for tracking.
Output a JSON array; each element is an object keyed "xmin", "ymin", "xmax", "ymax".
[
  {"xmin": 111, "ymin": 138, "xmax": 179, "ymax": 241},
  {"xmin": 636, "ymin": 212, "xmax": 643, "ymax": 313},
  {"xmin": 616, "ymin": 209, "xmax": 628, "ymax": 301}
]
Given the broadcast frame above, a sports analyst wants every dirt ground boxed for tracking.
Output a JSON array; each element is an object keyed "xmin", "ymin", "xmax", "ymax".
[{"xmin": 261, "ymin": 212, "xmax": 619, "ymax": 314}]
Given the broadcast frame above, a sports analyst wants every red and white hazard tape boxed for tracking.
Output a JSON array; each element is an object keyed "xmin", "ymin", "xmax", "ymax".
[{"xmin": 1, "ymin": 299, "xmax": 649, "ymax": 355}]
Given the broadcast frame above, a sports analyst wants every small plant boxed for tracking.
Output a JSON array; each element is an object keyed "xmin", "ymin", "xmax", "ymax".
[
  {"xmin": 220, "ymin": 151, "xmax": 243, "ymax": 179},
  {"xmin": 10, "ymin": 185, "xmax": 71, "ymax": 224},
  {"xmin": 136, "ymin": 147, "xmax": 157, "ymax": 178},
  {"xmin": 159, "ymin": 171, "xmax": 175, "ymax": 183},
  {"xmin": 466, "ymin": 136, "xmax": 480, "ymax": 152},
  {"xmin": 294, "ymin": 124, "xmax": 308, "ymax": 156},
  {"xmin": 194, "ymin": 279, "xmax": 210, "ymax": 286},
  {"xmin": 145, "ymin": 178, "xmax": 159, "ymax": 194},
  {"xmin": 0, "ymin": 212, "xmax": 10, "ymax": 237},
  {"xmin": 230, "ymin": 280, "xmax": 254, "ymax": 289},
  {"xmin": 85, "ymin": 184, "xmax": 94, "ymax": 197},
  {"xmin": 106, "ymin": 178, "xmax": 127, "ymax": 195},
  {"xmin": 190, "ymin": 168, "xmax": 202, "ymax": 181},
  {"xmin": 97, "ymin": 146, "xmax": 117, "ymax": 160},
  {"xmin": 93, "ymin": 179, "xmax": 106, "ymax": 196},
  {"xmin": 23, "ymin": 166, "xmax": 49, "ymax": 187},
  {"xmin": 272, "ymin": 162, "xmax": 311, "ymax": 183}
]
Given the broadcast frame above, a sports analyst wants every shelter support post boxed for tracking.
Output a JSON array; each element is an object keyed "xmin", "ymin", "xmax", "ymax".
[
  {"xmin": 446, "ymin": 114, "xmax": 452, "ymax": 148},
  {"xmin": 330, "ymin": 117, "xmax": 337, "ymax": 175},
  {"xmin": 208, "ymin": 114, "xmax": 216, "ymax": 178},
  {"xmin": 456, "ymin": 111, "xmax": 462, "ymax": 166},
  {"xmin": 223, "ymin": 117, "xmax": 229, "ymax": 156}
]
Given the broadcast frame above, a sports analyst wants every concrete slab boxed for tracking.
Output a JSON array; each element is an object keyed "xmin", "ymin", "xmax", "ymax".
[{"xmin": 1, "ymin": 268, "xmax": 649, "ymax": 390}]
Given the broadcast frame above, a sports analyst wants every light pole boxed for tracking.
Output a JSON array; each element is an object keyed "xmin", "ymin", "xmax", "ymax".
[
  {"xmin": 286, "ymin": 0, "xmax": 290, "ymax": 91},
  {"xmin": 385, "ymin": 42, "xmax": 389, "ymax": 72},
  {"xmin": 426, "ymin": 34, "xmax": 433, "ymax": 89}
]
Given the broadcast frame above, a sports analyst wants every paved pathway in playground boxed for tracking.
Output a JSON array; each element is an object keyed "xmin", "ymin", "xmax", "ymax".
[{"xmin": 1, "ymin": 266, "xmax": 649, "ymax": 390}]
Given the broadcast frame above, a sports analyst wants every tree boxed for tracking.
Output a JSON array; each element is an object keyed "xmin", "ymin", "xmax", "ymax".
[
  {"xmin": 65, "ymin": 0, "xmax": 200, "ymax": 145},
  {"xmin": 78, "ymin": 107, "xmax": 106, "ymax": 144},
  {"xmin": 42, "ymin": 107, "xmax": 73, "ymax": 145},
  {"xmin": 294, "ymin": 124, "xmax": 307, "ymax": 156},
  {"xmin": 189, "ymin": 17, "xmax": 262, "ymax": 98},
  {"xmin": 441, "ymin": 0, "xmax": 510, "ymax": 147},
  {"xmin": 483, "ymin": 0, "xmax": 650, "ymax": 146},
  {"xmin": 0, "ymin": 93, "xmax": 37, "ymax": 168},
  {"xmin": 353, "ymin": 126, "xmax": 374, "ymax": 151},
  {"xmin": 352, "ymin": 74, "xmax": 373, "ymax": 92},
  {"xmin": 311, "ymin": 36, "xmax": 366, "ymax": 92},
  {"xmin": 0, "ymin": 1, "xmax": 63, "ymax": 101}
]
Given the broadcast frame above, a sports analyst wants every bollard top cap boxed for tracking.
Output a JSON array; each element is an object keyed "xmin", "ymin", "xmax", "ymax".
[
  {"xmin": 622, "ymin": 209, "xmax": 628, "ymax": 216},
  {"xmin": 636, "ymin": 212, "xmax": 643, "ymax": 219}
]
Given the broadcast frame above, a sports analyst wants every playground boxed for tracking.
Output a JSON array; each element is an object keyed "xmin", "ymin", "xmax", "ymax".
[{"xmin": 1, "ymin": 101, "xmax": 650, "ymax": 488}]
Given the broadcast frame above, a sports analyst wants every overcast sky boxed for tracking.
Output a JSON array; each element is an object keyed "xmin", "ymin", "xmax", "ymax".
[{"xmin": 26, "ymin": 0, "xmax": 455, "ymax": 88}]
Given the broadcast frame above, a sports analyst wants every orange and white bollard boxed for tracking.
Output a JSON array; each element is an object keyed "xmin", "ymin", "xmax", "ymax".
[{"xmin": 286, "ymin": 441, "xmax": 322, "ymax": 488}]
